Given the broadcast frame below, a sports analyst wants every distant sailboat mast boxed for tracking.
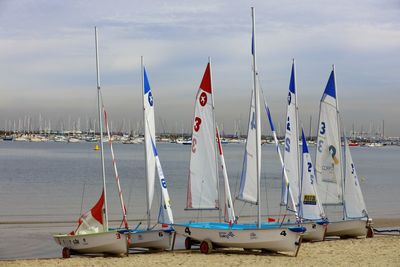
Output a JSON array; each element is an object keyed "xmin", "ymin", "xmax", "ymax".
[{"xmin": 95, "ymin": 26, "xmax": 108, "ymax": 230}]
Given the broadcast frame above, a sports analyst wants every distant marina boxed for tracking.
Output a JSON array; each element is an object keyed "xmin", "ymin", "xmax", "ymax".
[{"xmin": 2, "ymin": 127, "xmax": 399, "ymax": 147}]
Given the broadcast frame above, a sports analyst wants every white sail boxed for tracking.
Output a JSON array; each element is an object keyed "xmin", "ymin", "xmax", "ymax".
[
  {"xmin": 343, "ymin": 136, "xmax": 367, "ymax": 219},
  {"xmin": 142, "ymin": 64, "xmax": 156, "ymax": 225},
  {"xmin": 238, "ymin": 8, "xmax": 261, "ymax": 215},
  {"xmin": 238, "ymin": 88, "xmax": 259, "ymax": 204},
  {"xmin": 149, "ymin": 140, "xmax": 174, "ymax": 224},
  {"xmin": 216, "ymin": 127, "xmax": 236, "ymax": 223},
  {"xmin": 300, "ymin": 130, "xmax": 325, "ymax": 220},
  {"xmin": 262, "ymin": 90, "xmax": 298, "ymax": 216},
  {"xmin": 282, "ymin": 61, "xmax": 300, "ymax": 208},
  {"xmin": 186, "ymin": 63, "xmax": 219, "ymax": 209},
  {"xmin": 315, "ymin": 69, "xmax": 343, "ymax": 205}
]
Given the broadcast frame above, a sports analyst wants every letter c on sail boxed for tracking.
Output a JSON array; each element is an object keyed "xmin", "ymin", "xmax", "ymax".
[{"xmin": 191, "ymin": 138, "xmax": 197, "ymax": 153}]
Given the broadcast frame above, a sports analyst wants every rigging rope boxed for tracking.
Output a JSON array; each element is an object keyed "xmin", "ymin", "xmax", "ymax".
[{"xmin": 100, "ymin": 92, "xmax": 129, "ymax": 230}]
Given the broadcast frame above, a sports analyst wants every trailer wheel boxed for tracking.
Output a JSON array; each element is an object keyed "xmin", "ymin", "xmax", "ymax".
[
  {"xmin": 200, "ymin": 240, "xmax": 213, "ymax": 254},
  {"xmin": 62, "ymin": 247, "xmax": 71, "ymax": 258}
]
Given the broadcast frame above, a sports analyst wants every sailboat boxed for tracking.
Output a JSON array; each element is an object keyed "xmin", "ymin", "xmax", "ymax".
[
  {"xmin": 280, "ymin": 61, "xmax": 328, "ymax": 241},
  {"xmin": 315, "ymin": 66, "xmax": 372, "ymax": 238},
  {"xmin": 53, "ymin": 27, "xmax": 129, "ymax": 258},
  {"xmin": 122, "ymin": 58, "xmax": 175, "ymax": 250},
  {"xmin": 174, "ymin": 8, "xmax": 305, "ymax": 255}
]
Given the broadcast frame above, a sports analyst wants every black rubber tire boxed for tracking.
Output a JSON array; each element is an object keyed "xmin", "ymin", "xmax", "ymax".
[
  {"xmin": 366, "ymin": 226, "xmax": 374, "ymax": 238},
  {"xmin": 184, "ymin": 237, "xmax": 192, "ymax": 250}
]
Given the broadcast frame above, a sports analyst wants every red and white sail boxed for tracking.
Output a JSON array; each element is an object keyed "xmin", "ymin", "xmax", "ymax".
[
  {"xmin": 73, "ymin": 191, "xmax": 105, "ymax": 235},
  {"xmin": 186, "ymin": 63, "xmax": 219, "ymax": 209}
]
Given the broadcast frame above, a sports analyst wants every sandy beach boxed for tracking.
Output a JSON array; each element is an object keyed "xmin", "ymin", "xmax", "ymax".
[{"xmin": 2, "ymin": 234, "xmax": 399, "ymax": 267}]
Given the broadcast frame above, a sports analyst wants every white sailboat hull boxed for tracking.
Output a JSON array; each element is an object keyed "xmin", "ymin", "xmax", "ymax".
[
  {"xmin": 53, "ymin": 230, "xmax": 128, "ymax": 255},
  {"xmin": 326, "ymin": 219, "xmax": 367, "ymax": 238},
  {"xmin": 129, "ymin": 229, "xmax": 173, "ymax": 250},
  {"xmin": 301, "ymin": 222, "xmax": 326, "ymax": 241},
  {"xmin": 277, "ymin": 221, "xmax": 327, "ymax": 241},
  {"xmin": 174, "ymin": 223, "xmax": 303, "ymax": 252}
]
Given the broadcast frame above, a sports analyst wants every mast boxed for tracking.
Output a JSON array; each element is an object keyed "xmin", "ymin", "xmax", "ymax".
[
  {"xmin": 141, "ymin": 56, "xmax": 151, "ymax": 229},
  {"xmin": 95, "ymin": 27, "xmax": 108, "ymax": 231},
  {"xmin": 333, "ymin": 65, "xmax": 345, "ymax": 219},
  {"xmin": 293, "ymin": 59, "xmax": 301, "ymax": 208},
  {"xmin": 209, "ymin": 57, "xmax": 221, "ymax": 222},
  {"xmin": 251, "ymin": 7, "xmax": 261, "ymax": 228}
]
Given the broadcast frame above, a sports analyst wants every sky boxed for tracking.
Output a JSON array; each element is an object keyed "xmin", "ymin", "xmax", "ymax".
[{"xmin": 0, "ymin": 0, "xmax": 399, "ymax": 136}]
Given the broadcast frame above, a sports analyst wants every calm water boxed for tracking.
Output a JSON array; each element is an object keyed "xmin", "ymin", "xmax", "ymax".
[{"xmin": 0, "ymin": 141, "xmax": 399, "ymax": 259}]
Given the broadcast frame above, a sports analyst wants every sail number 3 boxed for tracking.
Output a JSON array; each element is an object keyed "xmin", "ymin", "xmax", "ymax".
[{"xmin": 194, "ymin": 117, "xmax": 202, "ymax": 132}]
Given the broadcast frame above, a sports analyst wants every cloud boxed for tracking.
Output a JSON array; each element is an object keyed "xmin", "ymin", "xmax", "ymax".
[{"xmin": 0, "ymin": 0, "xmax": 399, "ymax": 135}]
